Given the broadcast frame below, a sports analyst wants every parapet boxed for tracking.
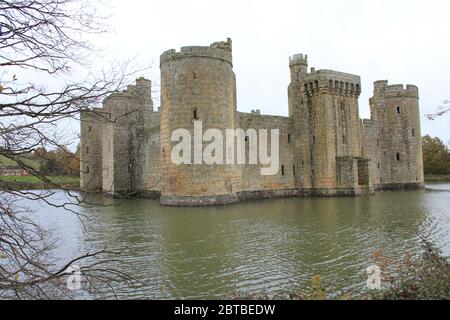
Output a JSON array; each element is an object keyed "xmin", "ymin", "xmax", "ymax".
[
  {"xmin": 160, "ymin": 38, "xmax": 233, "ymax": 67},
  {"xmin": 80, "ymin": 108, "xmax": 108, "ymax": 122},
  {"xmin": 385, "ymin": 84, "xmax": 419, "ymax": 98},
  {"xmin": 103, "ymin": 77, "xmax": 152, "ymax": 104},
  {"xmin": 373, "ymin": 80, "xmax": 388, "ymax": 92},
  {"xmin": 289, "ymin": 53, "xmax": 308, "ymax": 67},
  {"xmin": 373, "ymin": 80, "xmax": 419, "ymax": 98},
  {"xmin": 136, "ymin": 77, "xmax": 151, "ymax": 89},
  {"xmin": 302, "ymin": 69, "xmax": 361, "ymax": 97}
]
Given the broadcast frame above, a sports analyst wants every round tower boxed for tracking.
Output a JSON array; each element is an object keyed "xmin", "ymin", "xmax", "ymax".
[
  {"xmin": 159, "ymin": 38, "xmax": 242, "ymax": 206},
  {"xmin": 375, "ymin": 82, "xmax": 424, "ymax": 189}
]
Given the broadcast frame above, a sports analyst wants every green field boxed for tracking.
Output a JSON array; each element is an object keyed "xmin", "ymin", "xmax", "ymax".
[
  {"xmin": 0, "ymin": 155, "xmax": 41, "ymax": 170},
  {"xmin": 0, "ymin": 175, "xmax": 79, "ymax": 188},
  {"xmin": 425, "ymin": 175, "xmax": 450, "ymax": 182}
]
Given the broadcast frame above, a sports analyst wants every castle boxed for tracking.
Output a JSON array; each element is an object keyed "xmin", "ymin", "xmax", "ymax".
[{"xmin": 80, "ymin": 38, "xmax": 424, "ymax": 206}]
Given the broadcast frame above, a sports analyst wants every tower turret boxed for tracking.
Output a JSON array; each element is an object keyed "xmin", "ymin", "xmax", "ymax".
[{"xmin": 289, "ymin": 54, "xmax": 308, "ymax": 82}]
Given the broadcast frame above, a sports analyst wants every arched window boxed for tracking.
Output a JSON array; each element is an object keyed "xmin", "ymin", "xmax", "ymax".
[
  {"xmin": 396, "ymin": 153, "xmax": 400, "ymax": 161},
  {"xmin": 193, "ymin": 109, "xmax": 198, "ymax": 120},
  {"xmin": 397, "ymin": 106, "xmax": 401, "ymax": 114}
]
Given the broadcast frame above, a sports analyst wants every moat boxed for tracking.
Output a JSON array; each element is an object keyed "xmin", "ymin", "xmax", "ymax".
[{"xmin": 33, "ymin": 183, "xmax": 449, "ymax": 299}]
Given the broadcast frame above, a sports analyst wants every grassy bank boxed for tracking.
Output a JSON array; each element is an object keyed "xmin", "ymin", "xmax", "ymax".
[
  {"xmin": 425, "ymin": 175, "xmax": 450, "ymax": 182},
  {"xmin": 0, "ymin": 155, "xmax": 41, "ymax": 170},
  {"xmin": 0, "ymin": 176, "xmax": 79, "ymax": 190}
]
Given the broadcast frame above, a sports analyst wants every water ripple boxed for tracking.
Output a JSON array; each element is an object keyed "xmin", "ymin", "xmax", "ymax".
[{"xmin": 26, "ymin": 185, "xmax": 450, "ymax": 299}]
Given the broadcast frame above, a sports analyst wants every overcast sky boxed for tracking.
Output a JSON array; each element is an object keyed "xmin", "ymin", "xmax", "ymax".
[{"xmin": 92, "ymin": 0, "xmax": 450, "ymax": 143}]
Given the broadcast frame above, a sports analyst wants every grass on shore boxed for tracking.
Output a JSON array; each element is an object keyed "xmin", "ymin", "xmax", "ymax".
[
  {"xmin": 0, "ymin": 155, "xmax": 41, "ymax": 170},
  {"xmin": 0, "ymin": 175, "xmax": 79, "ymax": 185},
  {"xmin": 425, "ymin": 175, "xmax": 450, "ymax": 182}
]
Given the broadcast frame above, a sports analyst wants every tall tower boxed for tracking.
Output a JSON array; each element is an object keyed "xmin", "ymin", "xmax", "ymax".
[
  {"xmin": 288, "ymin": 54, "xmax": 371, "ymax": 195},
  {"xmin": 288, "ymin": 54, "xmax": 312, "ymax": 189},
  {"xmin": 80, "ymin": 108, "xmax": 105, "ymax": 191},
  {"xmin": 101, "ymin": 78, "xmax": 153, "ymax": 195},
  {"xmin": 159, "ymin": 39, "xmax": 242, "ymax": 206},
  {"xmin": 369, "ymin": 81, "xmax": 424, "ymax": 189}
]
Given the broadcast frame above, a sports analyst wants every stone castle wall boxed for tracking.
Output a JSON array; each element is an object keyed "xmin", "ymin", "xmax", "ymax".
[
  {"xmin": 238, "ymin": 111, "xmax": 295, "ymax": 193},
  {"xmin": 80, "ymin": 39, "xmax": 424, "ymax": 206}
]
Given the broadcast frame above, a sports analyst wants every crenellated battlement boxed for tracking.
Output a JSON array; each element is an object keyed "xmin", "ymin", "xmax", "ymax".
[
  {"xmin": 160, "ymin": 38, "xmax": 233, "ymax": 66},
  {"xmin": 385, "ymin": 84, "xmax": 418, "ymax": 98},
  {"xmin": 289, "ymin": 53, "xmax": 308, "ymax": 67},
  {"xmin": 103, "ymin": 77, "xmax": 152, "ymax": 104},
  {"xmin": 372, "ymin": 80, "xmax": 419, "ymax": 98},
  {"xmin": 301, "ymin": 70, "xmax": 361, "ymax": 97}
]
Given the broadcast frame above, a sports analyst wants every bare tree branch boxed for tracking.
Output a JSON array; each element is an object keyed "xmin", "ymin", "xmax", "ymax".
[
  {"xmin": 426, "ymin": 99, "xmax": 450, "ymax": 120},
  {"xmin": 0, "ymin": 0, "xmax": 144, "ymax": 299}
]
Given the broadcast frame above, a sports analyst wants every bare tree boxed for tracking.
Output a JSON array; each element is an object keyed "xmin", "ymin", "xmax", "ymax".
[
  {"xmin": 426, "ymin": 99, "xmax": 450, "ymax": 120},
  {"xmin": 0, "ymin": 0, "xmax": 140, "ymax": 299}
]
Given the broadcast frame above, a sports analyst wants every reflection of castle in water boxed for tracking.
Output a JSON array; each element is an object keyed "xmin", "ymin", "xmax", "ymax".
[{"xmin": 80, "ymin": 38, "xmax": 424, "ymax": 206}]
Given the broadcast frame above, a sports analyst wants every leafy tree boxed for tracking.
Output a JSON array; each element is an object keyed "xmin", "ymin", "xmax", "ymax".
[{"xmin": 422, "ymin": 135, "xmax": 450, "ymax": 175}]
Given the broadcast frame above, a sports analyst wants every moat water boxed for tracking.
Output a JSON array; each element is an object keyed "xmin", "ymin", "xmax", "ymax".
[{"xmin": 29, "ymin": 183, "xmax": 450, "ymax": 299}]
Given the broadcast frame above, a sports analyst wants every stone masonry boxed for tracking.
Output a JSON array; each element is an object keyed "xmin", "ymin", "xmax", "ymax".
[{"xmin": 80, "ymin": 39, "xmax": 425, "ymax": 206}]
